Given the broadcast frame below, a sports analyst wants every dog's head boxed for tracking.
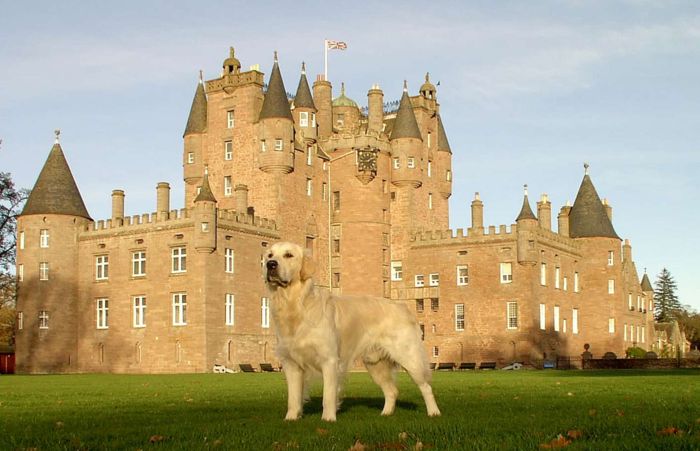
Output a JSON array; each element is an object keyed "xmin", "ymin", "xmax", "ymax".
[{"xmin": 264, "ymin": 242, "xmax": 315, "ymax": 289}]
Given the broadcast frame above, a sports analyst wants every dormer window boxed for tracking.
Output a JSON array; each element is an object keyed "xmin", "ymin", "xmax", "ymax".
[
  {"xmin": 300, "ymin": 111, "xmax": 309, "ymax": 127},
  {"xmin": 336, "ymin": 113, "xmax": 345, "ymax": 128}
]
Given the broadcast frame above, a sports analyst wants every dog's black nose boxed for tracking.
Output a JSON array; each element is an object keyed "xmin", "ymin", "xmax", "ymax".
[{"xmin": 266, "ymin": 260, "xmax": 278, "ymax": 271}]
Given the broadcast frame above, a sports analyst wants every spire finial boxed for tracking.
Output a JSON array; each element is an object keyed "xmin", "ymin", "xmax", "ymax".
[
  {"xmin": 584, "ymin": 162, "xmax": 590, "ymax": 175},
  {"xmin": 403, "ymin": 79, "xmax": 408, "ymax": 93},
  {"xmin": 523, "ymin": 184, "xmax": 528, "ymax": 196},
  {"xmin": 474, "ymin": 192, "xmax": 480, "ymax": 201},
  {"xmin": 229, "ymin": 46, "xmax": 235, "ymax": 58},
  {"xmin": 204, "ymin": 165, "xmax": 209, "ymax": 176},
  {"xmin": 199, "ymin": 70, "xmax": 203, "ymax": 83},
  {"xmin": 301, "ymin": 61, "xmax": 306, "ymax": 75},
  {"xmin": 54, "ymin": 129, "xmax": 61, "ymax": 144},
  {"xmin": 341, "ymin": 82, "xmax": 345, "ymax": 95},
  {"xmin": 425, "ymin": 72, "xmax": 430, "ymax": 82},
  {"xmin": 273, "ymin": 50, "xmax": 278, "ymax": 63},
  {"xmin": 644, "ymin": 267, "xmax": 647, "ymax": 274}
]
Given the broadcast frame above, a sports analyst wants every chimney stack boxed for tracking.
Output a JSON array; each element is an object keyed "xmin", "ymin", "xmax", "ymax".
[
  {"xmin": 602, "ymin": 198, "xmax": 612, "ymax": 221},
  {"xmin": 367, "ymin": 84, "xmax": 384, "ymax": 133},
  {"xmin": 235, "ymin": 184, "xmax": 249, "ymax": 215},
  {"xmin": 470, "ymin": 192, "xmax": 484, "ymax": 233},
  {"xmin": 623, "ymin": 238, "xmax": 632, "ymax": 262},
  {"xmin": 313, "ymin": 76, "xmax": 332, "ymax": 138},
  {"xmin": 558, "ymin": 203, "xmax": 571, "ymax": 237},
  {"xmin": 537, "ymin": 193, "xmax": 552, "ymax": 230},
  {"xmin": 111, "ymin": 190, "xmax": 125, "ymax": 226},
  {"xmin": 157, "ymin": 182, "xmax": 170, "ymax": 220}
]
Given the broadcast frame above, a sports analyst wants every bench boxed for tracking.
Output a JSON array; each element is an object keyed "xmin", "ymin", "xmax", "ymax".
[
  {"xmin": 239, "ymin": 363, "xmax": 257, "ymax": 373},
  {"xmin": 436, "ymin": 362, "xmax": 456, "ymax": 371},
  {"xmin": 478, "ymin": 361, "xmax": 497, "ymax": 370},
  {"xmin": 458, "ymin": 362, "xmax": 476, "ymax": 370},
  {"xmin": 260, "ymin": 363, "xmax": 277, "ymax": 372}
]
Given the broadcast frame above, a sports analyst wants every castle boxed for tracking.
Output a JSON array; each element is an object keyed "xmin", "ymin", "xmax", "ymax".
[{"xmin": 15, "ymin": 47, "xmax": 656, "ymax": 373}]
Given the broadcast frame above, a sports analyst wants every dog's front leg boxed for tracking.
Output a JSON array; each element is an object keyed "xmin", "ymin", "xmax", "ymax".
[
  {"xmin": 283, "ymin": 362, "xmax": 304, "ymax": 420},
  {"xmin": 321, "ymin": 359, "xmax": 339, "ymax": 422}
]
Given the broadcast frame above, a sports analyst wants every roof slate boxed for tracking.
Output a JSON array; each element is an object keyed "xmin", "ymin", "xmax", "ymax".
[
  {"xmin": 184, "ymin": 81, "xmax": 207, "ymax": 136},
  {"xmin": 259, "ymin": 61, "xmax": 293, "ymax": 121},
  {"xmin": 293, "ymin": 66, "xmax": 316, "ymax": 110},
  {"xmin": 437, "ymin": 115, "xmax": 451, "ymax": 152},
  {"xmin": 516, "ymin": 194, "xmax": 537, "ymax": 221},
  {"xmin": 194, "ymin": 173, "xmax": 217, "ymax": 203},
  {"xmin": 641, "ymin": 273, "xmax": 654, "ymax": 292},
  {"xmin": 390, "ymin": 90, "xmax": 422, "ymax": 140},
  {"xmin": 569, "ymin": 174, "xmax": 620, "ymax": 239},
  {"xmin": 21, "ymin": 143, "xmax": 91, "ymax": 219}
]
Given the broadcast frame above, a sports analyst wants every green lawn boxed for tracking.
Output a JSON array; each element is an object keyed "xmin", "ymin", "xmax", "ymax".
[{"xmin": 1, "ymin": 370, "xmax": 699, "ymax": 450}]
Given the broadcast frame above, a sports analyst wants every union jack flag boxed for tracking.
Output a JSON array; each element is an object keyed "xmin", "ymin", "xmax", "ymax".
[{"xmin": 326, "ymin": 40, "xmax": 347, "ymax": 50}]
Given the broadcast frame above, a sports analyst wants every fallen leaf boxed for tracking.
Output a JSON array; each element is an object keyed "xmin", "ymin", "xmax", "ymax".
[
  {"xmin": 349, "ymin": 440, "xmax": 366, "ymax": 451},
  {"xmin": 414, "ymin": 441, "xmax": 424, "ymax": 450},
  {"xmin": 616, "ymin": 410, "xmax": 625, "ymax": 417},
  {"xmin": 588, "ymin": 409, "xmax": 597, "ymax": 417},
  {"xmin": 212, "ymin": 439, "xmax": 223, "ymax": 447},
  {"xmin": 539, "ymin": 435, "xmax": 571, "ymax": 449},
  {"xmin": 566, "ymin": 430, "xmax": 582, "ymax": 440},
  {"xmin": 657, "ymin": 427, "xmax": 682, "ymax": 436},
  {"xmin": 149, "ymin": 435, "xmax": 166, "ymax": 443},
  {"xmin": 316, "ymin": 428, "xmax": 329, "ymax": 436},
  {"xmin": 398, "ymin": 432, "xmax": 408, "ymax": 441},
  {"xmin": 566, "ymin": 392, "xmax": 574, "ymax": 397}
]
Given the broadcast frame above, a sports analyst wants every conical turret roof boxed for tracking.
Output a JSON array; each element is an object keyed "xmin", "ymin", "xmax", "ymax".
[
  {"xmin": 569, "ymin": 169, "xmax": 620, "ymax": 239},
  {"xmin": 21, "ymin": 138, "xmax": 91, "ymax": 220},
  {"xmin": 390, "ymin": 84, "xmax": 422, "ymax": 141},
  {"xmin": 293, "ymin": 63, "xmax": 316, "ymax": 110},
  {"xmin": 194, "ymin": 171, "xmax": 217, "ymax": 203},
  {"xmin": 259, "ymin": 54, "xmax": 293, "ymax": 121},
  {"xmin": 437, "ymin": 114, "xmax": 451, "ymax": 152},
  {"xmin": 516, "ymin": 187, "xmax": 537, "ymax": 221},
  {"xmin": 184, "ymin": 77, "xmax": 207, "ymax": 136},
  {"xmin": 641, "ymin": 273, "xmax": 653, "ymax": 292}
]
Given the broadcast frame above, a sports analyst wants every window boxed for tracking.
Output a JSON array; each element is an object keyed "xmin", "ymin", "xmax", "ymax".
[
  {"xmin": 500, "ymin": 263, "xmax": 513, "ymax": 284},
  {"xmin": 430, "ymin": 298, "xmax": 439, "ymax": 312},
  {"xmin": 132, "ymin": 251, "xmax": 146, "ymax": 277},
  {"xmin": 562, "ymin": 318, "xmax": 567, "ymax": 334},
  {"xmin": 608, "ymin": 318, "xmax": 615, "ymax": 334},
  {"xmin": 554, "ymin": 305, "xmax": 560, "ymax": 332},
  {"xmin": 540, "ymin": 263, "xmax": 546, "ymax": 286},
  {"xmin": 636, "ymin": 325, "xmax": 641, "ymax": 342},
  {"xmin": 416, "ymin": 299, "xmax": 424, "ymax": 313},
  {"xmin": 306, "ymin": 146, "xmax": 313, "ymax": 165},
  {"xmin": 428, "ymin": 193, "xmax": 433, "ymax": 210},
  {"xmin": 40, "ymin": 229, "xmax": 49, "ymax": 248},
  {"xmin": 95, "ymin": 255, "xmax": 109, "ymax": 281},
  {"xmin": 624, "ymin": 323, "xmax": 628, "ymax": 341},
  {"xmin": 407, "ymin": 157, "xmax": 415, "ymax": 169},
  {"xmin": 261, "ymin": 297, "xmax": 270, "ymax": 328},
  {"xmin": 391, "ymin": 261, "xmax": 402, "ymax": 281},
  {"xmin": 563, "ymin": 276, "xmax": 568, "ymax": 291},
  {"xmin": 554, "ymin": 267, "xmax": 560, "ymax": 289},
  {"xmin": 608, "ymin": 279, "xmax": 615, "ymax": 294},
  {"xmin": 261, "ymin": 140, "xmax": 267, "ymax": 152},
  {"xmin": 306, "ymin": 178, "xmax": 312, "ymax": 196},
  {"xmin": 18, "ymin": 264, "xmax": 23, "ymax": 282},
  {"xmin": 322, "ymin": 182, "xmax": 327, "ymax": 200},
  {"xmin": 224, "ymin": 176, "xmax": 232, "ymax": 196},
  {"xmin": 225, "ymin": 248, "xmax": 234, "ymax": 273},
  {"xmin": 133, "ymin": 296, "xmax": 146, "ymax": 328},
  {"xmin": 572, "ymin": 308, "xmax": 579, "ymax": 334},
  {"xmin": 574, "ymin": 272, "xmax": 579, "ymax": 292},
  {"xmin": 96, "ymin": 298, "xmax": 109, "ymax": 329},
  {"xmin": 539, "ymin": 304, "xmax": 546, "ymax": 330},
  {"xmin": 419, "ymin": 324, "xmax": 425, "ymax": 340},
  {"xmin": 172, "ymin": 293, "xmax": 187, "ymax": 326},
  {"xmin": 312, "ymin": 113, "xmax": 316, "ymax": 127},
  {"xmin": 39, "ymin": 262, "xmax": 49, "ymax": 281},
  {"xmin": 446, "ymin": 170, "xmax": 452, "ymax": 181},
  {"xmin": 225, "ymin": 294, "xmax": 235, "ymax": 326},
  {"xmin": 300, "ymin": 111, "xmax": 309, "ymax": 127},
  {"xmin": 415, "ymin": 274, "xmax": 424, "ymax": 287},
  {"xmin": 39, "ymin": 310, "xmax": 49, "ymax": 329},
  {"xmin": 224, "ymin": 141, "xmax": 233, "ymax": 160},
  {"xmin": 172, "ymin": 247, "xmax": 186, "ymax": 273},
  {"xmin": 641, "ymin": 326, "xmax": 645, "ymax": 343},
  {"xmin": 427, "ymin": 132, "xmax": 431, "ymax": 148},
  {"xmin": 427, "ymin": 161, "xmax": 432, "ymax": 177},
  {"xmin": 637, "ymin": 295, "xmax": 641, "ymax": 311},
  {"xmin": 432, "ymin": 346, "xmax": 439, "ymax": 358},
  {"xmin": 455, "ymin": 304, "xmax": 465, "ymax": 331},
  {"xmin": 274, "ymin": 139, "xmax": 283, "ymax": 151},
  {"xmin": 507, "ymin": 302, "xmax": 518, "ymax": 329},
  {"xmin": 332, "ymin": 239, "xmax": 340, "ymax": 254},
  {"xmin": 19, "ymin": 231, "xmax": 24, "ymax": 249},
  {"xmin": 393, "ymin": 157, "xmax": 400, "ymax": 169},
  {"xmin": 17, "ymin": 312, "xmax": 23, "ymax": 330},
  {"xmin": 332, "ymin": 272, "xmax": 340, "ymax": 288},
  {"xmin": 227, "ymin": 110, "xmax": 234, "ymax": 128},
  {"xmin": 187, "ymin": 152, "xmax": 194, "ymax": 164},
  {"xmin": 333, "ymin": 191, "xmax": 340, "ymax": 211},
  {"xmin": 608, "ymin": 251, "xmax": 614, "ymax": 266},
  {"xmin": 628, "ymin": 294, "xmax": 633, "ymax": 310},
  {"xmin": 336, "ymin": 113, "xmax": 345, "ymax": 127},
  {"xmin": 429, "ymin": 273, "xmax": 439, "ymax": 286}
]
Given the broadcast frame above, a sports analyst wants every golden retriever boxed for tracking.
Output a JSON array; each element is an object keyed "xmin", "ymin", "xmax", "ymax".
[{"xmin": 264, "ymin": 241, "xmax": 440, "ymax": 422}]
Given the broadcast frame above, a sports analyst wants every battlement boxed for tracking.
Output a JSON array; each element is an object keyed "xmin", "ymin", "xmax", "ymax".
[
  {"xmin": 320, "ymin": 132, "xmax": 390, "ymax": 153},
  {"xmin": 217, "ymin": 208, "xmax": 277, "ymax": 232},
  {"xmin": 410, "ymin": 224, "xmax": 517, "ymax": 246},
  {"xmin": 205, "ymin": 69, "xmax": 264, "ymax": 94}
]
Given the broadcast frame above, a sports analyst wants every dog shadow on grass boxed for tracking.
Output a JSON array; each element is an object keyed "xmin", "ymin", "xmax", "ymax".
[{"xmin": 304, "ymin": 397, "xmax": 419, "ymax": 415}]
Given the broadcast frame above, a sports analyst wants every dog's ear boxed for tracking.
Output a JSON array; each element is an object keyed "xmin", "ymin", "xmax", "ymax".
[{"xmin": 299, "ymin": 248, "xmax": 315, "ymax": 281}]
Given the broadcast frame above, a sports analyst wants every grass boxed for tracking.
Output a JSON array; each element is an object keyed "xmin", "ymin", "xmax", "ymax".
[{"xmin": 1, "ymin": 370, "xmax": 699, "ymax": 450}]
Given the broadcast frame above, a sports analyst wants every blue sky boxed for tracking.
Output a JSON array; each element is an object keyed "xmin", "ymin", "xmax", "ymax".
[{"xmin": 2, "ymin": 1, "xmax": 699, "ymax": 309}]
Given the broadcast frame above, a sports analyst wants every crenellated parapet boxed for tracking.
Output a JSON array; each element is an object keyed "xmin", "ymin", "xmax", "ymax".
[
  {"xmin": 205, "ymin": 70, "xmax": 265, "ymax": 94},
  {"xmin": 410, "ymin": 224, "xmax": 518, "ymax": 247}
]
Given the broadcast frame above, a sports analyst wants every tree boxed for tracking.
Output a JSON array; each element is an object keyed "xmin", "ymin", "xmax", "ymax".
[
  {"xmin": 676, "ymin": 305, "xmax": 700, "ymax": 350},
  {"xmin": 0, "ymin": 171, "xmax": 29, "ymax": 292},
  {"xmin": 653, "ymin": 267, "xmax": 682, "ymax": 322}
]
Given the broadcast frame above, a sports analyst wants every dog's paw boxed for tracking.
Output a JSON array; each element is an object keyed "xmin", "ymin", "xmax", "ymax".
[
  {"xmin": 321, "ymin": 413, "xmax": 337, "ymax": 422},
  {"xmin": 427, "ymin": 408, "xmax": 441, "ymax": 417},
  {"xmin": 284, "ymin": 412, "xmax": 302, "ymax": 421}
]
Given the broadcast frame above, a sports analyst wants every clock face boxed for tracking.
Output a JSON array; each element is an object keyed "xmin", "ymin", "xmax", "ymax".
[{"xmin": 357, "ymin": 149, "xmax": 377, "ymax": 173}]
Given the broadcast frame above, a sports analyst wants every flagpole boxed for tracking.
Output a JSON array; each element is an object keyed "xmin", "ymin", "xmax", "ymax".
[{"xmin": 324, "ymin": 39, "xmax": 328, "ymax": 80}]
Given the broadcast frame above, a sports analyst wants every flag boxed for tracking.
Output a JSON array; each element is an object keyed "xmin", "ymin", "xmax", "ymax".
[{"xmin": 326, "ymin": 40, "xmax": 347, "ymax": 50}]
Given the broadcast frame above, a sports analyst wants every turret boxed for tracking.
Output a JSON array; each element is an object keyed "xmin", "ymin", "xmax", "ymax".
[
  {"xmin": 183, "ymin": 71, "xmax": 207, "ymax": 197},
  {"xmin": 390, "ymin": 81, "xmax": 423, "ymax": 188},
  {"xmin": 293, "ymin": 62, "xmax": 317, "ymax": 141},
  {"xmin": 537, "ymin": 194, "xmax": 552, "ymax": 230},
  {"xmin": 235, "ymin": 184, "xmax": 249, "ymax": 215},
  {"xmin": 194, "ymin": 170, "xmax": 217, "ymax": 253},
  {"xmin": 222, "ymin": 46, "xmax": 241, "ymax": 75},
  {"xmin": 436, "ymin": 114, "xmax": 452, "ymax": 199},
  {"xmin": 569, "ymin": 164, "xmax": 620, "ymax": 240},
  {"xmin": 16, "ymin": 131, "xmax": 92, "ymax": 373},
  {"xmin": 111, "ymin": 190, "xmax": 125, "ymax": 226},
  {"xmin": 516, "ymin": 185, "xmax": 538, "ymax": 265},
  {"xmin": 257, "ymin": 52, "xmax": 295, "ymax": 174},
  {"xmin": 332, "ymin": 83, "xmax": 360, "ymax": 132},
  {"xmin": 313, "ymin": 76, "xmax": 332, "ymax": 138},
  {"xmin": 470, "ymin": 192, "xmax": 484, "ymax": 234},
  {"xmin": 367, "ymin": 84, "xmax": 384, "ymax": 134},
  {"xmin": 419, "ymin": 72, "xmax": 436, "ymax": 100}
]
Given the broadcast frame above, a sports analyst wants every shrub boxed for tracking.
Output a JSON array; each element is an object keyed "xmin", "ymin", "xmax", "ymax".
[{"xmin": 625, "ymin": 346, "xmax": 647, "ymax": 359}]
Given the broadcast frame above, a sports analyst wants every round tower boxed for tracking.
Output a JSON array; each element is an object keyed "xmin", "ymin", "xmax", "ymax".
[
  {"xmin": 193, "ymin": 170, "xmax": 217, "ymax": 253},
  {"xmin": 183, "ymin": 71, "xmax": 207, "ymax": 202},
  {"xmin": 331, "ymin": 83, "xmax": 361, "ymax": 132},
  {"xmin": 312, "ymin": 77, "xmax": 332, "ymax": 139},
  {"xmin": 292, "ymin": 62, "xmax": 317, "ymax": 141},
  {"xmin": 257, "ymin": 52, "xmax": 295, "ymax": 174},
  {"xmin": 390, "ymin": 81, "xmax": 423, "ymax": 189},
  {"xmin": 516, "ymin": 185, "xmax": 538, "ymax": 265}
]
